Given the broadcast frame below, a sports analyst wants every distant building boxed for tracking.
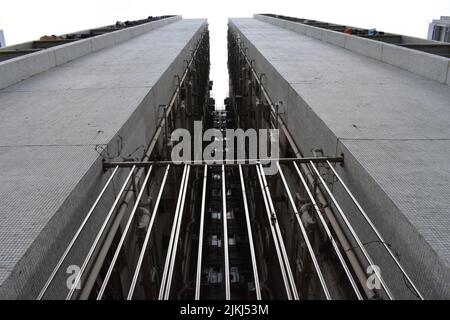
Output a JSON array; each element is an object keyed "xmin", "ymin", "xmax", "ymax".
[
  {"xmin": 428, "ymin": 16, "xmax": 450, "ymax": 42},
  {"xmin": 0, "ymin": 30, "xmax": 5, "ymax": 47}
]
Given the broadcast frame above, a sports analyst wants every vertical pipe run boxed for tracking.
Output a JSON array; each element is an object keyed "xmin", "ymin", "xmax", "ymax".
[
  {"xmin": 276, "ymin": 162, "xmax": 331, "ymax": 300},
  {"xmin": 255, "ymin": 164, "xmax": 292, "ymax": 299},
  {"xmin": 222, "ymin": 165, "xmax": 231, "ymax": 300},
  {"xmin": 127, "ymin": 165, "xmax": 170, "ymax": 299},
  {"xmin": 238, "ymin": 165, "xmax": 262, "ymax": 300},
  {"xmin": 195, "ymin": 165, "xmax": 208, "ymax": 300},
  {"xmin": 66, "ymin": 166, "xmax": 137, "ymax": 300},
  {"xmin": 158, "ymin": 165, "xmax": 188, "ymax": 300},
  {"xmin": 96, "ymin": 165, "xmax": 154, "ymax": 299},
  {"xmin": 309, "ymin": 161, "xmax": 393, "ymax": 299},
  {"xmin": 326, "ymin": 161, "xmax": 424, "ymax": 300},
  {"xmin": 258, "ymin": 164, "xmax": 299, "ymax": 300},
  {"xmin": 164, "ymin": 165, "xmax": 191, "ymax": 299},
  {"xmin": 293, "ymin": 162, "xmax": 363, "ymax": 300},
  {"xmin": 37, "ymin": 166, "xmax": 119, "ymax": 300}
]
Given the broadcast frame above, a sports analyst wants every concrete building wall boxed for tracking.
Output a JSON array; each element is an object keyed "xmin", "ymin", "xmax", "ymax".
[
  {"xmin": 229, "ymin": 17, "xmax": 450, "ymax": 299},
  {"xmin": 428, "ymin": 16, "xmax": 450, "ymax": 42},
  {"xmin": 0, "ymin": 18, "xmax": 207, "ymax": 299}
]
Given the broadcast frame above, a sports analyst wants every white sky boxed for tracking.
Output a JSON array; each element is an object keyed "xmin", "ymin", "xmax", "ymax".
[{"xmin": 1, "ymin": 0, "xmax": 449, "ymax": 106}]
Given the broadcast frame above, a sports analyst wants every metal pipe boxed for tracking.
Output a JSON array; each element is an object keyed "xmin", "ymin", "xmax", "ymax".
[
  {"xmin": 158, "ymin": 165, "xmax": 189, "ymax": 300},
  {"xmin": 326, "ymin": 161, "xmax": 424, "ymax": 300},
  {"xmin": 164, "ymin": 165, "xmax": 191, "ymax": 299},
  {"xmin": 195, "ymin": 165, "xmax": 208, "ymax": 300},
  {"xmin": 37, "ymin": 166, "xmax": 119, "ymax": 300},
  {"xmin": 238, "ymin": 165, "xmax": 262, "ymax": 300},
  {"xmin": 255, "ymin": 164, "xmax": 292, "ymax": 299},
  {"xmin": 127, "ymin": 165, "xmax": 170, "ymax": 299},
  {"xmin": 276, "ymin": 162, "xmax": 331, "ymax": 300},
  {"xmin": 103, "ymin": 156, "xmax": 343, "ymax": 168},
  {"xmin": 309, "ymin": 162, "xmax": 393, "ymax": 299},
  {"xmin": 259, "ymin": 164, "xmax": 299, "ymax": 300},
  {"xmin": 158, "ymin": 165, "xmax": 188, "ymax": 300},
  {"xmin": 66, "ymin": 166, "xmax": 136, "ymax": 300},
  {"xmin": 293, "ymin": 162, "xmax": 363, "ymax": 300},
  {"xmin": 96, "ymin": 165, "xmax": 153, "ymax": 299},
  {"xmin": 222, "ymin": 165, "xmax": 231, "ymax": 300}
]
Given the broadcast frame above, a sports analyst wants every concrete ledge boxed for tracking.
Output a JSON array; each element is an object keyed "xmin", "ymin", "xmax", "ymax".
[
  {"xmin": 0, "ymin": 15, "xmax": 181, "ymax": 90},
  {"xmin": 345, "ymin": 35, "xmax": 383, "ymax": 60},
  {"xmin": 113, "ymin": 28, "xmax": 133, "ymax": 43},
  {"xmin": 305, "ymin": 25, "xmax": 323, "ymax": 41},
  {"xmin": 0, "ymin": 50, "xmax": 56, "ymax": 90},
  {"xmin": 91, "ymin": 32, "xmax": 116, "ymax": 51},
  {"xmin": 54, "ymin": 38, "xmax": 92, "ymax": 66},
  {"xmin": 322, "ymin": 29, "xmax": 347, "ymax": 47},
  {"xmin": 254, "ymin": 14, "xmax": 271, "ymax": 24},
  {"xmin": 287, "ymin": 22, "xmax": 306, "ymax": 35},
  {"xmin": 24, "ymin": 50, "xmax": 57, "ymax": 79},
  {"xmin": 381, "ymin": 43, "xmax": 449, "ymax": 83},
  {"xmin": 254, "ymin": 14, "xmax": 450, "ymax": 85}
]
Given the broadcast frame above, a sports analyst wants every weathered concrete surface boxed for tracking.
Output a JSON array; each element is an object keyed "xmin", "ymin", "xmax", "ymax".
[
  {"xmin": 230, "ymin": 17, "xmax": 450, "ymax": 299},
  {"xmin": 0, "ymin": 18, "xmax": 207, "ymax": 298}
]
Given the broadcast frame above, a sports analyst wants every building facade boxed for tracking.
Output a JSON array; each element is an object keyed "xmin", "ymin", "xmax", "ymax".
[{"xmin": 428, "ymin": 16, "xmax": 450, "ymax": 42}]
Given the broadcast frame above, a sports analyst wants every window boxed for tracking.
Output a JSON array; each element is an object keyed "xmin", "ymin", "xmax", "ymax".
[
  {"xmin": 228, "ymin": 234, "xmax": 237, "ymax": 246},
  {"xmin": 210, "ymin": 235, "xmax": 221, "ymax": 247},
  {"xmin": 212, "ymin": 189, "xmax": 221, "ymax": 197},
  {"xmin": 226, "ymin": 210, "xmax": 234, "ymax": 219},
  {"xmin": 432, "ymin": 25, "xmax": 443, "ymax": 41},
  {"xmin": 206, "ymin": 267, "xmax": 223, "ymax": 284},
  {"xmin": 230, "ymin": 267, "xmax": 239, "ymax": 283},
  {"xmin": 211, "ymin": 210, "xmax": 221, "ymax": 220},
  {"xmin": 444, "ymin": 27, "xmax": 450, "ymax": 42}
]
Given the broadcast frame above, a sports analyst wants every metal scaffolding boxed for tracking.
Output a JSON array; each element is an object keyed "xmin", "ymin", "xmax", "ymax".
[{"xmin": 37, "ymin": 155, "xmax": 423, "ymax": 300}]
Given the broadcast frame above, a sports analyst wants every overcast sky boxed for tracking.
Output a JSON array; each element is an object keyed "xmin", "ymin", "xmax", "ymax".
[{"xmin": 1, "ymin": 0, "xmax": 449, "ymax": 106}]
